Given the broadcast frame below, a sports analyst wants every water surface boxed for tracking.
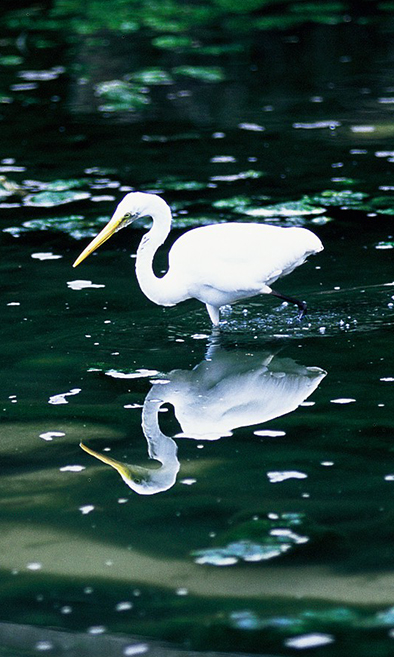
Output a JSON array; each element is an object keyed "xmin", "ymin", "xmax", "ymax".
[{"xmin": 1, "ymin": 6, "xmax": 394, "ymax": 656}]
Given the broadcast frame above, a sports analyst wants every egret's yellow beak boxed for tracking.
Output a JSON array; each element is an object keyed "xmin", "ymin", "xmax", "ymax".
[
  {"xmin": 73, "ymin": 214, "xmax": 125, "ymax": 268},
  {"xmin": 80, "ymin": 441, "xmax": 149, "ymax": 488},
  {"xmin": 80, "ymin": 441, "xmax": 131, "ymax": 480}
]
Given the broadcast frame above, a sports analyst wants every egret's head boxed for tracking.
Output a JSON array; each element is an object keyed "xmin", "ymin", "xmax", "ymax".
[
  {"xmin": 73, "ymin": 192, "xmax": 162, "ymax": 268},
  {"xmin": 80, "ymin": 442, "xmax": 178, "ymax": 495}
]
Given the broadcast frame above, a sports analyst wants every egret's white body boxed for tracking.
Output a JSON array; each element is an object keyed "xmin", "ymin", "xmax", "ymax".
[{"xmin": 73, "ymin": 192, "xmax": 323, "ymax": 324}]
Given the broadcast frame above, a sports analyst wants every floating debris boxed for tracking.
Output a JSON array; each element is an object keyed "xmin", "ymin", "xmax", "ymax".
[
  {"xmin": 105, "ymin": 368, "xmax": 160, "ymax": 379},
  {"xmin": 285, "ymin": 633, "xmax": 335, "ymax": 649},
  {"xmin": 67, "ymin": 280, "xmax": 105, "ymax": 291},
  {"xmin": 152, "ymin": 35, "xmax": 195, "ymax": 51},
  {"xmin": 243, "ymin": 200, "xmax": 325, "ymax": 218},
  {"xmin": 254, "ymin": 429, "xmax": 286, "ymax": 437},
  {"xmin": 31, "ymin": 252, "xmax": 62, "ymax": 260},
  {"xmin": 128, "ymin": 68, "xmax": 173, "ymax": 85},
  {"xmin": 48, "ymin": 388, "xmax": 81, "ymax": 405},
  {"xmin": 60, "ymin": 465, "xmax": 86, "ymax": 473},
  {"xmin": 95, "ymin": 80, "xmax": 150, "ymax": 112},
  {"xmin": 293, "ymin": 120, "xmax": 341, "ymax": 129},
  {"xmin": 173, "ymin": 66, "xmax": 225, "ymax": 82},
  {"xmin": 23, "ymin": 190, "xmax": 91, "ymax": 207},
  {"xmin": 18, "ymin": 67, "xmax": 65, "ymax": 81},
  {"xmin": 267, "ymin": 471, "xmax": 308, "ymax": 483},
  {"xmin": 193, "ymin": 513, "xmax": 309, "ymax": 566},
  {"xmin": 79, "ymin": 505, "xmax": 95, "ymax": 515},
  {"xmin": 238, "ymin": 122, "xmax": 265, "ymax": 131},
  {"xmin": 210, "ymin": 169, "xmax": 264, "ymax": 182},
  {"xmin": 39, "ymin": 431, "xmax": 65, "ymax": 441}
]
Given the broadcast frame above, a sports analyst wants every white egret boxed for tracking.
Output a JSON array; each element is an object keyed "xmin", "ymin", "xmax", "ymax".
[{"xmin": 73, "ymin": 192, "xmax": 323, "ymax": 325}]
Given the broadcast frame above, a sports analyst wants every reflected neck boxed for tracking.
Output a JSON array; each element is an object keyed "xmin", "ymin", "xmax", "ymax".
[{"xmin": 142, "ymin": 385, "xmax": 179, "ymax": 468}]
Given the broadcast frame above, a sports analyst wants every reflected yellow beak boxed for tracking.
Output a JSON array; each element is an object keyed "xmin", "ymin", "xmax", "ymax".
[
  {"xmin": 73, "ymin": 215, "xmax": 124, "ymax": 268},
  {"xmin": 80, "ymin": 441, "xmax": 131, "ymax": 481}
]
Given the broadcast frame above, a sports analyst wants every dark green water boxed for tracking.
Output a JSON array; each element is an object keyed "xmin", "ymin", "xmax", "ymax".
[{"xmin": 2, "ymin": 4, "xmax": 394, "ymax": 656}]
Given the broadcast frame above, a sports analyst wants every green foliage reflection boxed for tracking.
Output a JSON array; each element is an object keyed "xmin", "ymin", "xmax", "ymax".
[{"xmin": 1, "ymin": 0, "xmax": 359, "ymax": 35}]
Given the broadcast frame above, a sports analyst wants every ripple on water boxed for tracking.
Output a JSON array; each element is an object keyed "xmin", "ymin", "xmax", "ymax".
[{"xmin": 212, "ymin": 286, "xmax": 394, "ymax": 338}]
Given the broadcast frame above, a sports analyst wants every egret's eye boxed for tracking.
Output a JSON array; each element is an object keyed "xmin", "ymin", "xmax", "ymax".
[{"xmin": 122, "ymin": 211, "xmax": 136, "ymax": 227}]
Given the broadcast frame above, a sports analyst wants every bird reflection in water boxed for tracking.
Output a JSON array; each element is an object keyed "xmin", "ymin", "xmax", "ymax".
[{"xmin": 81, "ymin": 338, "xmax": 326, "ymax": 495}]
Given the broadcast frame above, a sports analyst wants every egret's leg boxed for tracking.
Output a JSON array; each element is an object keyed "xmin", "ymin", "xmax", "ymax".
[
  {"xmin": 206, "ymin": 304, "xmax": 220, "ymax": 326},
  {"xmin": 271, "ymin": 289, "xmax": 307, "ymax": 319}
]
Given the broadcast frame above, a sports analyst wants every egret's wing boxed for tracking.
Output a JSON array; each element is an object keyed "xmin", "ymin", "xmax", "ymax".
[{"xmin": 169, "ymin": 223, "xmax": 319, "ymax": 294}]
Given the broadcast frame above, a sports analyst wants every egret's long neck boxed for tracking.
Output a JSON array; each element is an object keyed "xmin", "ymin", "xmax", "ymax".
[
  {"xmin": 142, "ymin": 386, "xmax": 179, "ymax": 467},
  {"xmin": 135, "ymin": 201, "xmax": 180, "ymax": 306}
]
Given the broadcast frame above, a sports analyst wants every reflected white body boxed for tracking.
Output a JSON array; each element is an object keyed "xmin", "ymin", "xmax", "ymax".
[
  {"xmin": 74, "ymin": 193, "xmax": 324, "ymax": 324},
  {"xmin": 156, "ymin": 350, "xmax": 326, "ymax": 441},
  {"xmin": 81, "ymin": 347, "xmax": 326, "ymax": 495}
]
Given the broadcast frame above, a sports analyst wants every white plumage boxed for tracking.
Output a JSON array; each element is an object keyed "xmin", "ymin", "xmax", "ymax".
[{"xmin": 73, "ymin": 192, "xmax": 323, "ymax": 324}]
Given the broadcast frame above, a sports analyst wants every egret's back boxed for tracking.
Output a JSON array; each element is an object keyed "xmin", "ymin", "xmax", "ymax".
[{"xmin": 169, "ymin": 222, "xmax": 322, "ymax": 302}]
